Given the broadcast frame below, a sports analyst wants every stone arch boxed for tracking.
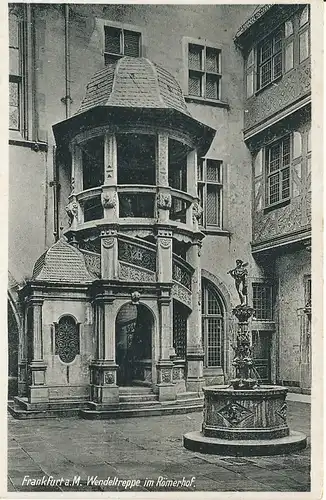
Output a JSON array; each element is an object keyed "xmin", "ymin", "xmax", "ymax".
[
  {"xmin": 201, "ymin": 268, "xmax": 232, "ymax": 312},
  {"xmin": 115, "ymin": 300, "xmax": 155, "ymax": 386},
  {"xmin": 201, "ymin": 269, "xmax": 233, "ymax": 382}
]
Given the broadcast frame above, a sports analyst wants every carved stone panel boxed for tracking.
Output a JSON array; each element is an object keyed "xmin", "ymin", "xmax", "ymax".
[
  {"xmin": 118, "ymin": 240, "xmax": 156, "ymax": 271},
  {"xmin": 172, "ymin": 283, "xmax": 192, "ymax": 309},
  {"xmin": 119, "ymin": 262, "xmax": 156, "ymax": 282},
  {"xmin": 245, "ymin": 60, "xmax": 311, "ymax": 131}
]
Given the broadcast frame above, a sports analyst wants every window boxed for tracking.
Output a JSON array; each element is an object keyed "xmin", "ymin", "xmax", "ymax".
[
  {"xmin": 117, "ymin": 133, "xmax": 156, "ymax": 185},
  {"xmin": 104, "ymin": 26, "xmax": 141, "ymax": 64},
  {"xmin": 246, "ymin": 7, "xmax": 310, "ymax": 97},
  {"xmin": 265, "ymin": 136, "xmax": 291, "ymax": 206},
  {"xmin": 252, "ymin": 283, "xmax": 273, "ymax": 320},
  {"xmin": 187, "ymin": 43, "xmax": 221, "ymax": 100},
  {"xmin": 299, "ymin": 6, "xmax": 310, "ymax": 62},
  {"xmin": 257, "ymin": 31, "xmax": 282, "ymax": 90},
  {"xmin": 9, "ymin": 7, "xmax": 25, "ymax": 133},
  {"xmin": 55, "ymin": 316, "xmax": 80, "ymax": 364},
  {"xmin": 198, "ymin": 159, "xmax": 223, "ymax": 227},
  {"xmin": 201, "ymin": 280, "xmax": 224, "ymax": 368}
]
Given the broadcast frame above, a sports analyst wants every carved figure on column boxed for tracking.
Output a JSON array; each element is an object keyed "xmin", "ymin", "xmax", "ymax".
[
  {"xmin": 65, "ymin": 201, "xmax": 78, "ymax": 226},
  {"xmin": 157, "ymin": 193, "xmax": 172, "ymax": 210},
  {"xmin": 227, "ymin": 259, "xmax": 248, "ymax": 306},
  {"xmin": 192, "ymin": 201, "xmax": 203, "ymax": 224},
  {"xmin": 101, "ymin": 192, "xmax": 116, "ymax": 209}
]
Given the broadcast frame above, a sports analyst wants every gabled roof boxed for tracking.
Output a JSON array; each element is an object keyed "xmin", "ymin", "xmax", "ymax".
[
  {"xmin": 32, "ymin": 239, "xmax": 95, "ymax": 283},
  {"xmin": 76, "ymin": 57, "xmax": 190, "ymax": 116}
]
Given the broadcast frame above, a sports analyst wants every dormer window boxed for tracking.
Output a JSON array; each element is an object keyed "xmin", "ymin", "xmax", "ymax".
[{"xmin": 104, "ymin": 25, "xmax": 141, "ymax": 65}]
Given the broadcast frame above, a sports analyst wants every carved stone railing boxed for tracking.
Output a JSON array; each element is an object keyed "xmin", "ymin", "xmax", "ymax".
[
  {"xmin": 172, "ymin": 254, "xmax": 193, "ymax": 290},
  {"xmin": 118, "ymin": 236, "xmax": 156, "ymax": 272}
]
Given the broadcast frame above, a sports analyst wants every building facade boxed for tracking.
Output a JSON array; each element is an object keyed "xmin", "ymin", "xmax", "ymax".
[{"xmin": 8, "ymin": 3, "xmax": 311, "ymax": 417}]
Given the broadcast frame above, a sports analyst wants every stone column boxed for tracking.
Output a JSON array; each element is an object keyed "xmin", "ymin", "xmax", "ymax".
[
  {"xmin": 28, "ymin": 298, "xmax": 49, "ymax": 404},
  {"xmin": 156, "ymin": 132, "xmax": 171, "ymax": 223},
  {"xmin": 66, "ymin": 143, "xmax": 83, "ymax": 229},
  {"xmin": 186, "ymin": 149, "xmax": 198, "ymax": 230},
  {"xmin": 100, "ymin": 227, "xmax": 119, "ymax": 280},
  {"xmin": 18, "ymin": 308, "xmax": 27, "ymax": 397},
  {"xmin": 156, "ymin": 287, "xmax": 176, "ymax": 401},
  {"xmin": 102, "ymin": 133, "xmax": 118, "ymax": 221},
  {"xmin": 186, "ymin": 241, "xmax": 205, "ymax": 393},
  {"xmin": 90, "ymin": 296, "xmax": 119, "ymax": 406},
  {"xmin": 156, "ymin": 227, "xmax": 172, "ymax": 283}
]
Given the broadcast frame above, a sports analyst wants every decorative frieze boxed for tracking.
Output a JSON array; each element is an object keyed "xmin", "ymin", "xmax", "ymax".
[{"xmin": 244, "ymin": 61, "xmax": 311, "ymax": 132}]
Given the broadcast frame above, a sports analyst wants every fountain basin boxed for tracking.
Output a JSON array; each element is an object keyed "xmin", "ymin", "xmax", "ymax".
[{"xmin": 183, "ymin": 385, "xmax": 307, "ymax": 456}]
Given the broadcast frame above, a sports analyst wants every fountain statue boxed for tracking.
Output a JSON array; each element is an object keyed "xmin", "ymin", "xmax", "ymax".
[{"xmin": 183, "ymin": 260, "xmax": 307, "ymax": 455}]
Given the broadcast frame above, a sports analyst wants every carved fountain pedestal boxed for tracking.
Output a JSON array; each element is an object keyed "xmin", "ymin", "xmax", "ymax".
[{"xmin": 183, "ymin": 305, "xmax": 307, "ymax": 456}]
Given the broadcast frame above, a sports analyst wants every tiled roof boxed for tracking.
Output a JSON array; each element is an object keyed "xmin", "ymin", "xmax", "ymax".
[
  {"xmin": 32, "ymin": 239, "xmax": 95, "ymax": 283},
  {"xmin": 77, "ymin": 57, "xmax": 190, "ymax": 116},
  {"xmin": 234, "ymin": 4, "xmax": 273, "ymax": 40}
]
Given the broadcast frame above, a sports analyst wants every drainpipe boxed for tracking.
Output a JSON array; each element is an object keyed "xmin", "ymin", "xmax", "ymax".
[
  {"xmin": 61, "ymin": 4, "xmax": 72, "ymax": 118},
  {"xmin": 52, "ymin": 5, "xmax": 70, "ymax": 241},
  {"xmin": 50, "ymin": 146, "xmax": 60, "ymax": 242}
]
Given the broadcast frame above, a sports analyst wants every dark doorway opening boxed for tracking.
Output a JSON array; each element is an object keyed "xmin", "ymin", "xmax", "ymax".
[{"xmin": 116, "ymin": 303, "xmax": 153, "ymax": 386}]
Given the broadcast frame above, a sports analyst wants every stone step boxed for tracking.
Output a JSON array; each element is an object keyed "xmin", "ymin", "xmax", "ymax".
[
  {"xmin": 8, "ymin": 402, "xmax": 81, "ymax": 420},
  {"xmin": 80, "ymin": 403, "xmax": 203, "ymax": 420},
  {"xmin": 119, "ymin": 394, "xmax": 158, "ymax": 403},
  {"xmin": 176, "ymin": 392, "xmax": 204, "ymax": 401},
  {"xmin": 13, "ymin": 396, "xmax": 89, "ymax": 412},
  {"xmin": 119, "ymin": 386, "xmax": 153, "ymax": 395}
]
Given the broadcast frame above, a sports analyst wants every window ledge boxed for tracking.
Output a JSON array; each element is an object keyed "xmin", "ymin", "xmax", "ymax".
[
  {"xmin": 185, "ymin": 96, "xmax": 229, "ymax": 109},
  {"xmin": 9, "ymin": 138, "xmax": 48, "ymax": 152},
  {"xmin": 200, "ymin": 227, "xmax": 230, "ymax": 236}
]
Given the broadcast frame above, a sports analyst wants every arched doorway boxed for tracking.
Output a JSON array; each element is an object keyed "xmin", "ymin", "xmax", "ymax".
[
  {"xmin": 201, "ymin": 279, "xmax": 225, "ymax": 370},
  {"xmin": 8, "ymin": 300, "xmax": 19, "ymax": 399},
  {"xmin": 115, "ymin": 303, "xmax": 153, "ymax": 386}
]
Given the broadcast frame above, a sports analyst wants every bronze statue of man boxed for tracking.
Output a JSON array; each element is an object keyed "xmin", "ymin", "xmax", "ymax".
[{"xmin": 227, "ymin": 259, "xmax": 248, "ymax": 306}]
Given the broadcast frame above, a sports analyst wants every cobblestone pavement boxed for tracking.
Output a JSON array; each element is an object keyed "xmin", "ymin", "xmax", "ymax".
[{"xmin": 7, "ymin": 401, "xmax": 310, "ymax": 493}]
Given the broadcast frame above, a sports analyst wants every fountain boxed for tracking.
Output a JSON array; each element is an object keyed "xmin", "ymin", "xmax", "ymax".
[{"xmin": 183, "ymin": 260, "xmax": 307, "ymax": 455}]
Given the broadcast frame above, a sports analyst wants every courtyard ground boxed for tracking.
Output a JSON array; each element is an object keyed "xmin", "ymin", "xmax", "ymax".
[{"xmin": 7, "ymin": 399, "xmax": 310, "ymax": 493}]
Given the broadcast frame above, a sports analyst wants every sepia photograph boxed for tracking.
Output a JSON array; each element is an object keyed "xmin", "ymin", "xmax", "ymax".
[{"xmin": 5, "ymin": 1, "xmax": 323, "ymax": 496}]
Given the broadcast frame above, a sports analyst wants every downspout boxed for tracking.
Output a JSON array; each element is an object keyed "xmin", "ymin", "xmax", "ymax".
[
  {"xmin": 52, "ymin": 5, "xmax": 70, "ymax": 241},
  {"xmin": 62, "ymin": 3, "xmax": 72, "ymax": 118},
  {"xmin": 51, "ymin": 146, "xmax": 60, "ymax": 242}
]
